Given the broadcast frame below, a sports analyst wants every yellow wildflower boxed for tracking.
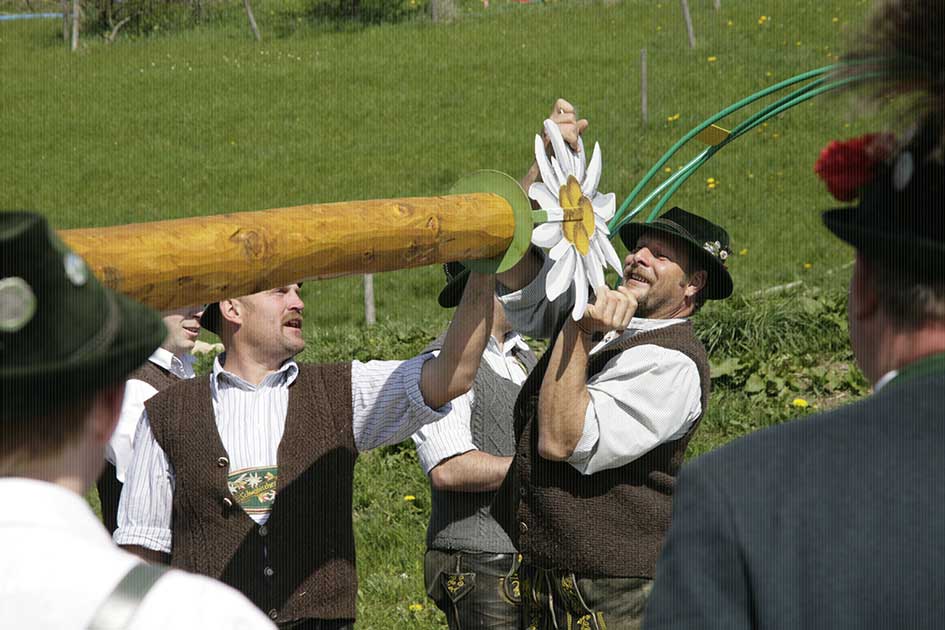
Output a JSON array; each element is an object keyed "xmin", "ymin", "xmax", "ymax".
[
  {"xmin": 792, "ymin": 398, "xmax": 809, "ymax": 408},
  {"xmin": 404, "ymin": 495, "xmax": 416, "ymax": 502},
  {"xmin": 663, "ymin": 167, "xmax": 672, "ymax": 173},
  {"xmin": 727, "ymin": 20, "xmax": 733, "ymax": 27},
  {"xmin": 803, "ymin": 263, "xmax": 813, "ymax": 270},
  {"xmin": 739, "ymin": 248, "xmax": 748, "ymax": 256},
  {"xmin": 832, "ymin": 16, "xmax": 839, "ymax": 23},
  {"xmin": 707, "ymin": 56, "xmax": 718, "ymax": 63},
  {"xmin": 408, "ymin": 603, "xmax": 424, "ymax": 612}
]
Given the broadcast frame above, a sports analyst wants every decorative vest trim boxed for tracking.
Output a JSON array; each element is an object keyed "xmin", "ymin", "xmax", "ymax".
[
  {"xmin": 491, "ymin": 321, "xmax": 711, "ymax": 578},
  {"xmin": 145, "ymin": 363, "xmax": 357, "ymax": 624},
  {"xmin": 424, "ymin": 335, "xmax": 538, "ymax": 554}
]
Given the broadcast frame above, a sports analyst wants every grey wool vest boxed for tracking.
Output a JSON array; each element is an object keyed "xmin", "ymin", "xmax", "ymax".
[{"xmin": 424, "ymin": 334, "xmax": 537, "ymax": 554}]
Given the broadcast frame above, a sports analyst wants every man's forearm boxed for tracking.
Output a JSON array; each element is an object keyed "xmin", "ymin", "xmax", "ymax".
[
  {"xmin": 536, "ymin": 321, "xmax": 593, "ymax": 461},
  {"xmin": 430, "ymin": 451, "xmax": 513, "ymax": 493},
  {"xmin": 420, "ymin": 272, "xmax": 494, "ymax": 410}
]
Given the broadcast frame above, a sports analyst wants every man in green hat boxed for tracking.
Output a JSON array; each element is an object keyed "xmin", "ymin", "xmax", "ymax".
[
  {"xmin": 0, "ymin": 212, "xmax": 275, "ymax": 628},
  {"xmin": 644, "ymin": 3, "xmax": 945, "ymax": 627},
  {"xmin": 488, "ymin": 98, "xmax": 735, "ymax": 630},
  {"xmin": 116, "ymin": 271, "xmax": 496, "ymax": 628}
]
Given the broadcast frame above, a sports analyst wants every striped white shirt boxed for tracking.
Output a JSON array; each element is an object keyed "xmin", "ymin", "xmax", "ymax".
[
  {"xmin": 411, "ymin": 333, "xmax": 530, "ymax": 474},
  {"xmin": 114, "ymin": 353, "xmax": 447, "ymax": 552}
]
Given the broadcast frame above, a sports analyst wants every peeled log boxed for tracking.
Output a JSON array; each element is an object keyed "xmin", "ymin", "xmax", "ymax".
[{"xmin": 59, "ymin": 192, "xmax": 514, "ymax": 311}]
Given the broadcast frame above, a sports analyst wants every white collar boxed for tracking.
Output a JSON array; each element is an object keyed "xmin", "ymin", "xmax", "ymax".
[
  {"xmin": 211, "ymin": 353, "xmax": 300, "ymax": 393},
  {"xmin": 873, "ymin": 370, "xmax": 899, "ymax": 393},
  {"xmin": 0, "ymin": 478, "xmax": 113, "ymax": 545},
  {"xmin": 149, "ymin": 347, "xmax": 196, "ymax": 379},
  {"xmin": 489, "ymin": 332, "xmax": 530, "ymax": 356},
  {"xmin": 593, "ymin": 317, "xmax": 688, "ymax": 353}
]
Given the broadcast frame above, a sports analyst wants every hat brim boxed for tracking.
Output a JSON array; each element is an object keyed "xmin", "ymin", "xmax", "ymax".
[
  {"xmin": 822, "ymin": 206, "xmax": 943, "ymax": 279},
  {"xmin": 438, "ymin": 268, "xmax": 470, "ymax": 308},
  {"xmin": 619, "ymin": 222, "xmax": 733, "ymax": 300},
  {"xmin": 3, "ymin": 289, "xmax": 166, "ymax": 418}
]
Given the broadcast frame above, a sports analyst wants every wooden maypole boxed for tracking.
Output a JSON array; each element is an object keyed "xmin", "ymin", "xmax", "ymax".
[{"xmin": 59, "ymin": 172, "xmax": 534, "ymax": 311}]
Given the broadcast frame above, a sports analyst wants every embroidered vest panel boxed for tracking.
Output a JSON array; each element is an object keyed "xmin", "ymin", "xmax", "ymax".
[
  {"xmin": 424, "ymin": 335, "xmax": 538, "ymax": 554},
  {"xmin": 146, "ymin": 363, "xmax": 358, "ymax": 623},
  {"xmin": 491, "ymin": 322, "xmax": 711, "ymax": 578}
]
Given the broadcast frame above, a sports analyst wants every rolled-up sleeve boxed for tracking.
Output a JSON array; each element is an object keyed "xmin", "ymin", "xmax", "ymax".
[
  {"xmin": 107, "ymin": 378, "xmax": 158, "ymax": 483},
  {"xmin": 113, "ymin": 411, "xmax": 174, "ymax": 552},
  {"xmin": 410, "ymin": 389, "xmax": 477, "ymax": 474},
  {"xmin": 567, "ymin": 345, "xmax": 702, "ymax": 475},
  {"xmin": 352, "ymin": 353, "xmax": 453, "ymax": 452},
  {"xmin": 497, "ymin": 253, "xmax": 573, "ymax": 339}
]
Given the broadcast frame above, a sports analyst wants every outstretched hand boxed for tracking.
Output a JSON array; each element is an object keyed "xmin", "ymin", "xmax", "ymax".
[
  {"xmin": 544, "ymin": 98, "xmax": 589, "ymax": 152},
  {"xmin": 576, "ymin": 286, "xmax": 637, "ymax": 336}
]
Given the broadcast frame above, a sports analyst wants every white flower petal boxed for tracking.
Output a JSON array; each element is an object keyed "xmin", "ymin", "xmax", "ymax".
[
  {"xmin": 596, "ymin": 233, "xmax": 625, "ymax": 276},
  {"xmin": 549, "ymin": 237, "xmax": 571, "ymax": 261},
  {"xmin": 571, "ymin": 260, "xmax": 589, "ymax": 320},
  {"xmin": 550, "ymin": 156, "xmax": 567, "ymax": 190},
  {"xmin": 547, "ymin": 247, "xmax": 576, "ymax": 302},
  {"xmin": 528, "ymin": 182, "xmax": 559, "ymax": 210},
  {"xmin": 544, "ymin": 118, "xmax": 574, "ymax": 177},
  {"xmin": 591, "ymin": 192, "xmax": 616, "ymax": 222},
  {"xmin": 594, "ymin": 215, "xmax": 611, "ymax": 236},
  {"xmin": 534, "ymin": 134, "xmax": 559, "ymax": 190},
  {"xmin": 531, "ymin": 222, "xmax": 563, "ymax": 248},
  {"xmin": 574, "ymin": 136, "xmax": 587, "ymax": 184},
  {"xmin": 584, "ymin": 247, "xmax": 606, "ymax": 293},
  {"xmin": 583, "ymin": 142, "xmax": 602, "ymax": 197}
]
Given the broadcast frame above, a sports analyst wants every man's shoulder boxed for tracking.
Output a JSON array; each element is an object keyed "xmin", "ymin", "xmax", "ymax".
[{"xmin": 137, "ymin": 569, "xmax": 274, "ymax": 629}]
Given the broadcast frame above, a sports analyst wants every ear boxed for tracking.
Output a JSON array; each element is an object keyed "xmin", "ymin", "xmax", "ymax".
[
  {"xmin": 850, "ymin": 254, "xmax": 879, "ymax": 322},
  {"xmin": 89, "ymin": 382, "xmax": 126, "ymax": 445},
  {"xmin": 219, "ymin": 298, "xmax": 243, "ymax": 328},
  {"xmin": 685, "ymin": 269, "xmax": 707, "ymax": 299}
]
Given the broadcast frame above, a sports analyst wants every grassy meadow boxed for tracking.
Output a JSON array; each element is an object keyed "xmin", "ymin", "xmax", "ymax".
[{"xmin": 4, "ymin": 0, "xmax": 882, "ymax": 627}]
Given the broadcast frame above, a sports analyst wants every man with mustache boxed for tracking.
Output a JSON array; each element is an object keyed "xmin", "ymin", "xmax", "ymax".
[
  {"xmin": 115, "ymin": 276, "xmax": 495, "ymax": 630},
  {"xmin": 97, "ymin": 304, "xmax": 205, "ymax": 535},
  {"xmin": 490, "ymin": 99, "xmax": 735, "ymax": 630}
]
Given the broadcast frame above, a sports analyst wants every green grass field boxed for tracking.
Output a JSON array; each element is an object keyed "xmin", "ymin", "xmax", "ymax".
[{"xmin": 3, "ymin": 0, "xmax": 882, "ymax": 627}]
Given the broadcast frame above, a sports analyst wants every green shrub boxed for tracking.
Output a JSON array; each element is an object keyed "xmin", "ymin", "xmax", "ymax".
[{"xmin": 309, "ymin": 0, "xmax": 428, "ymax": 25}]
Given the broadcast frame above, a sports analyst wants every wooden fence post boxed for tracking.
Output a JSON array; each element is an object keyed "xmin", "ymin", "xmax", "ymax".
[
  {"xmin": 70, "ymin": 0, "xmax": 79, "ymax": 51},
  {"xmin": 641, "ymin": 48, "xmax": 648, "ymax": 125},
  {"xmin": 242, "ymin": 0, "xmax": 261, "ymax": 41},
  {"xmin": 363, "ymin": 274, "xmax": 376, "ymax": 326},
  {"xmin": 680, "ymin": 0, "xmax": 695, "ymax": 48},
  {"xmin": 61, "ymin": 0, "xmax": 69, "ymax": 41}
]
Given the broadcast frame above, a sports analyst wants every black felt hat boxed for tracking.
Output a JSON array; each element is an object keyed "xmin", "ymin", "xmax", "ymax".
[
  {"xmin": 437, "ymin": 262, "xmax": 469, "ymax": 309},
  {"xmin": 0, "ymin": 212, "xmax": 166, "ymax": 419},
  {"xmin": 821, "ymin": 121, "xmax": 945, "ymax": 280},
  {"xmin": 619, "ymin": 207, "xmax": 734, "ymax": 300}
]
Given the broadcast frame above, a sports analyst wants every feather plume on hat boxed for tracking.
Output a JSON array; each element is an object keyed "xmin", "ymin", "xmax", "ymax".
[{"xmin": 839, "ymin": 0, "xmax": 945, "ymax": 156}]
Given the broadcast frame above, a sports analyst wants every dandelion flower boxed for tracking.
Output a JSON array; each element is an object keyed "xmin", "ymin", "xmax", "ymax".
[
  {"xmin": 403, "ymin": 495, "xmax": 416, "ymax": 502},
  {"xmin": 529, "ymin": 120, "xmax": 623, "ymax": 320},
  {"xmin": 803, "ymin": 263, "xmax": 813, "ymax": 270},
  {"xmin": 408, "ymin": 603, "xmax": 424, "ymax": 612},
  {"xmin": 792, "ymin": 398, "xmax": 809, "ymax": 408},
  {"xmin": 739, "ymin": 248, "xmax": 749, "ymax": 256},
  {"xmin": 707, "ymin": 56, "xmax": 718, "ymax": 62}
]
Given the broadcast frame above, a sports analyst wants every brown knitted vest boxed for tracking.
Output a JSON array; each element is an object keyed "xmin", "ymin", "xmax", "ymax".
[
  {"xmin": 145, "ymin": 363, "xmax": 357, "ymax": 624},
  {"xmin": 128, "ymin": 359, "xmax": 179, "ymax": 391},
  {"xmin": 491, "ymin": 321, "xmax": 710, "ymax": 578}
]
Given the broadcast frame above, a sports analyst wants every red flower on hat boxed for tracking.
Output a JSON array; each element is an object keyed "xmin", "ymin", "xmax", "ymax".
[{"xmin": 813, "ymin": 133, "xmax": 896, "ymax": 202}]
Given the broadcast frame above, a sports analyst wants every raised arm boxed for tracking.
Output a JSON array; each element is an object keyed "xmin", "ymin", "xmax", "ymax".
[{"xmin": 420, "ymin": 272, "xmax": 495, "ymax": 410}]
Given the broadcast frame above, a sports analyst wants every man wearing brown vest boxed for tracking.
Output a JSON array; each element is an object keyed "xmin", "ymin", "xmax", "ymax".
[
  {"xmin": 115, "ymin": 274, "xmax": 495, "ymax": 630},
  {"xmin": 490, "ymin": 100, "xmax": 734, "ymax": 629},
  {"xmin": 97, "ymin": 304, "xmax": 204, "ymax": 535}
]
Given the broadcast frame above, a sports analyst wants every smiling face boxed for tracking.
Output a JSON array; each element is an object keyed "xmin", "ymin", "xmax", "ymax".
[
  {"xmin": 623, "ymin": 231, "xmax": 705, "ymax": 319},
  {"xmin": 227, "ymin": 284, "xmax": 305, "ymax": 364},
  {"xmin": 160, "ymin": 305, "xmax": 205, "ymax": 355}
]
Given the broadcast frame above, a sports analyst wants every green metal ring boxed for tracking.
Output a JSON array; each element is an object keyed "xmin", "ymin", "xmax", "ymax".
[{"xmin": 449, "ymin": 170, "xmax": 534, "ymax": 274}]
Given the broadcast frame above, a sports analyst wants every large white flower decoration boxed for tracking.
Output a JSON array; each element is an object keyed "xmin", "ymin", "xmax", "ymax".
[{"xmin": 529, "ymin": 119, "xmax": 623, "ymax": 320}]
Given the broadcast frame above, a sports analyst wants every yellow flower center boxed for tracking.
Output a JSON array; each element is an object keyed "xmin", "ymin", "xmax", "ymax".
[{"xmin": 559, "ymin": 175, "xmax": 596, "ymax": 256}]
